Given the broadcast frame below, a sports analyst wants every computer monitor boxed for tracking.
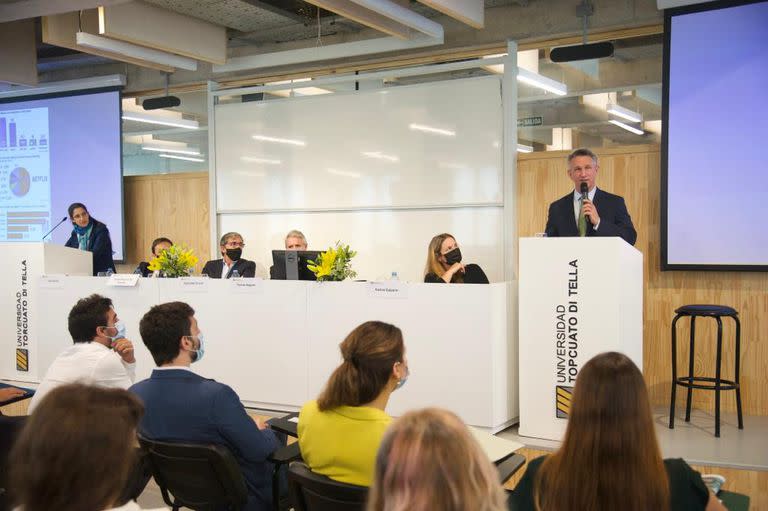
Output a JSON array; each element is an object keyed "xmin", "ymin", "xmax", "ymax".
[{"xmin": 271, "ymin": 250, "xmax": 321, "ymax": 280}]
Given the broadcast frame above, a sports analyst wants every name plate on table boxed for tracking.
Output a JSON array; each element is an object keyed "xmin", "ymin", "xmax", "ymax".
[
  {"xmin": 178, "ymin": 277, "xmax": 209, "ymax": 292},
  {"xmin": 39, "ymin": 275, "xmax": 65, "ymax": 289},
  {"xmin": 107, "ymin": 274, "xmax": 140, "ymax": 287},
  {"xmin": 368, "ymin": 281, "xmax": 408, "ymax": 299},
  {"xmin": 231, "ymin": 278, "xmax": 263, "ymax": 294}
]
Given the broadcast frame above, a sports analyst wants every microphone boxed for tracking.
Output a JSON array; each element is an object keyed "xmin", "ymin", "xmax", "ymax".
[
  {"xmin": 580, "ymin": 182, "xmax": 590, "ymax": 220},
  {"xmin": 42, "ymin": 216, "xmax": 68, "ymax": 240}
]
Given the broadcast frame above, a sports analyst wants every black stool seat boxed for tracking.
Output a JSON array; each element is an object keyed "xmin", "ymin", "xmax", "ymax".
[
  {"xmin": 669, "ymin": 304, "xmax": 743, "ymax": 438},
  {"xmin": 675, "ymin": 305, "xmax": 738, "ymax": 316}
]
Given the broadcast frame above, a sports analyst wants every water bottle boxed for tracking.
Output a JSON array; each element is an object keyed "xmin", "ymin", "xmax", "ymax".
[
  {"xmin": 231, "ymin": 269, "xmax": 241, "ymax": 279},
  {"xmin": 390, "ymin": 271, "xmax": 399, "ymax": 281}
]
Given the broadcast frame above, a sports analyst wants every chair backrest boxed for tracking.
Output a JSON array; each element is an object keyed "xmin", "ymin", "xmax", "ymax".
[
  {"xmin": 138, "ymin": 435, "xmax": 248, "ymax": 511},
  {"xmin": 288, "ymin": 462, "xmax": 368, "ymax": 511}
]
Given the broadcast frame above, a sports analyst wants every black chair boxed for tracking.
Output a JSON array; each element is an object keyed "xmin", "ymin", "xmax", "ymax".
[
  {"xmin": 138, "ymin": 435, "xmax": 248, "ymax": 511},
  {"xmin": 669, "ymin": 304, "xmax": 743, "ymax": 437},
  {"xmin": 287, "ymin": 462, "xmax": 368, "ymax": 511},
  {"xmin": 0, "ymin": 415, "xmax": 27, "ymax": 511}
]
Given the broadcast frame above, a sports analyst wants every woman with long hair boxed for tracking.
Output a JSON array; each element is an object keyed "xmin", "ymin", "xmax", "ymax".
[
  {"xmin": 298, "ymin": 321, "xmax": 408, "ymax": 486},
  {"xmin": 9, "ymin": 383, "xmax": 166, "ymax": 511},
  {"xmin": 65, "ymin": 202, "xmax": 116, "ymax": 276},
  {"xmin": 510, "ymin": 352, "xmax": 726, "ymax": 511},
  {"xmin": 367, "ymin": 407, "xmax": 507, "ymax": 511},
  {"xmin": 424, "ymin": 233, "xmax": 489, "ymax": 284}
]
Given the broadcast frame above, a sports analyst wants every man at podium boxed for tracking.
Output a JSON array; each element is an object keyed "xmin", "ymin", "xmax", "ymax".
[{"xmin": 545, "ymin": 148, "xmax": 637, "ymax": 246}]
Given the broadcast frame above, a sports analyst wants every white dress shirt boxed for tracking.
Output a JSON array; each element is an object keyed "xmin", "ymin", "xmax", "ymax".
[
  {"xmin": 29, "ymin": 341, "xmax": 136, "ymax": 413},
  {"xmin": 221, "ymin": 260, "xmax": 233, "ymax": 278},
  {"xmin": 572, "ymin": 187, "xmax": 600, "ymax": 231}
]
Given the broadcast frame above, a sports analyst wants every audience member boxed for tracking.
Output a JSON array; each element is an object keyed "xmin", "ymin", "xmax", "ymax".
[
  {"xmin": 509, "ymin": 352, "xmax": 726, "ymax": 511},
  {"xmin": 130, "ymin": 301, "xmax": 281, "ymax": 511},
  {"xmin": 284, "ymin": 229, "xmax": 308, "ymax": 250},
  {"xmin": 201, "ymin": 232, "xmax": 256, "ymax": 278},
  {"xmin": 424, "ymin": 233, "xmax": 489, "ymax": 284},
  {"xmin": 298, "ymin": 321, "xmax": 408, "ymax": 486},
  {"xmin": 29, "ymin": 294, "xmax": 135, "ymax": 413},
  {"xmin": 134, "ymin": 237, "xmax": 173, "ymax": 277},
  {"xmin": 64, "ymin": 202, "xmax": 116, "ymax": 275},
  {"xmin": 9, "ymin": 383, "xmax": 166, "ymax": 511},
  {"xmin": 367, "ymin": 407, "xmax": 507, "ymax": 511}
]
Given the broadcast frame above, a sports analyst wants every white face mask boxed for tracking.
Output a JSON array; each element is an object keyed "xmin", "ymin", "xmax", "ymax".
[
  {"xmin": 101, "ymin": 321, "xmax": 126, "ymax": 342},
  {"xmin": 187, "ymin": 333, "xmax": 205, "ymax": 363}
]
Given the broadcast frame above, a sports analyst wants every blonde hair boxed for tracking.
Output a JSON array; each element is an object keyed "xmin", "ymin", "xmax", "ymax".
[
  {"xmin": 368, "ymin": 408, "xmax": 507, "ymax": 511},
  {"xmin": 424, "ymin": 233, "xmax": 462, "ymax": 283}
]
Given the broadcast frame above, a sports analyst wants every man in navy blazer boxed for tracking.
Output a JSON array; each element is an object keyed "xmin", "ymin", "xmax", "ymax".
[
  {"xmin": 130, "ymin": 301, "xmax": 281, "ymax": 511},
  {"xmin": 201, "ymin": 232, "xmax": 257, "ymax": 278},
  {"xmin": 545, "ymin": 148, "xmax": 637, "ymax": 246}
]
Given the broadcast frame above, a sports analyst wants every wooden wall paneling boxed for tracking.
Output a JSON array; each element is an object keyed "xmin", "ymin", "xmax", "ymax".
[
  {"xmin": 517, "ymin": 146, "xmax": 768, "ymax": 416},
  {"xmin": 122, "ymin": 172, "xmax": 209, "ymax": 275}
]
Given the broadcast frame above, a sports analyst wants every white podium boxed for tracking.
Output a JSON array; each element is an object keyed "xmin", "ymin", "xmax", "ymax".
[
  {"xmin": 518, "ymin": 237, "xmax": 642, "ymax": 441},
  {"xmin": 0, "ymin": 243, "xmax": 92, "ymax": 381}
]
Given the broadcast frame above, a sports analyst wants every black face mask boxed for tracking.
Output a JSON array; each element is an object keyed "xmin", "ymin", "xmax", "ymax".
[
  {"xmin": 443, "ymin": 247, "xmax": 462, "ymax": 265},
  {"xmin": 225, "ymin": 248, "xmax": 242, "ymax": 261}
]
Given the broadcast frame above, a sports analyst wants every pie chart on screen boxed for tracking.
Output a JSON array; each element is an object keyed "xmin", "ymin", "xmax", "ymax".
[{"xmin": 10, "ymin": 167, "xmax": 30, "ymax": 197}]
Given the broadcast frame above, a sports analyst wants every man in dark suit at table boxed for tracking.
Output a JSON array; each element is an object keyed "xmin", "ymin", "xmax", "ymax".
[
  {"xmin": 130, "ymin": 301, "xmax": 282, "ymax": 511},
  {"xmin": 201, "ymin": 232, "xmax": 257, "ymax": 278},
  {"xmin": 545, "ymin": 148, "xmax": 637, "ymax": 246}
]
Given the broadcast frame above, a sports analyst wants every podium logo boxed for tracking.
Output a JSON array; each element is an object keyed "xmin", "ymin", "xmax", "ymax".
[
  {"xmin": 556, "ymin": 385, "xmax": 573, "ymax": 419},
  {"xmin": 16, "ymin": 348, "xmax": 29, "ymax": 371}
]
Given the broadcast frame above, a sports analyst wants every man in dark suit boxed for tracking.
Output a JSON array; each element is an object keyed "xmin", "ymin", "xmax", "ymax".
[
  {"xmin": 130, "ymin": 301, "xmax": 282, "ymax": 511},
  {"xmin": 545, "ymin": 148, "xmax": 637, "ymax": 246},
  {"xmin": 202, "ymin": 232, "xmax": 257, "ymax": 278}
]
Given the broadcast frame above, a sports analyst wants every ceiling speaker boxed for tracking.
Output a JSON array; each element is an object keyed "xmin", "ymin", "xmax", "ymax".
[
  {"xmin": 550, "ymin": 42, "xmax": 614, "ymax": 62},
  {"xmin": 142, "ymin": 96, "xmax": 181, "ymax": 110}
]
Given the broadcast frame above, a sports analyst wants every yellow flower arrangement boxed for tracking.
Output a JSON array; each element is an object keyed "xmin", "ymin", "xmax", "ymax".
[
  {"xmin": 147, "ymin": 244, "xmax": 199, "ymax": 278},
  {"xmin": 307, "ymin": 242, "xmax": 357, "ymax": 282}
]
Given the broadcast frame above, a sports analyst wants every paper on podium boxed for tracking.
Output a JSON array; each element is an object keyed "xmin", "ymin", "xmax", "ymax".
[{"xmin": 469, "ymin": 426, "xmax": 524, "ymax": 463}]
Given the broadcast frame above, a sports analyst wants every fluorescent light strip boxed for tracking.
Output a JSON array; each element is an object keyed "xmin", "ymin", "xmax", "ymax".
[
  {"xmin": 240, "ymin": 156, "xmax": 282, "ymax": 165},
  {"xmin": 609, "ymin": 119, "xmax": 645, "ymax": 135},
  {"xmin": 142, "ymin": 145, "xmax": 201, "ymax": 156},
  {"xmin": 409, "ymin": 123, "xmax": 456, "ymax": 137},
  {"xmin": 327, "ymin": 168, "xmax": 361, "ymax": 178},
  {"xmin": 75, "ymin": 32, "xmax": 197, "ymax": 71},
  {"xmin": 252, "ymin": 135, "xmax": 306, "ymax": 146},
  {"xmin": 607, "ymin": 103, "xmax": 643, "ymax": 123},
  {"xmin": 158, "ymin": 153, "xmax": 205, "ymax": 162},
  {"xmin": 517, "ymin": 143, "xmax": 534, "ymax": 153},
  {"xmin": 362, "ymin": 151, "xmax": 399, "ymax": 162},
  {"xmin": 122, "ymin": 112, "xmax": 199, "ymax": 130},
  {"xmin": 517, "ymin": 68, "xmax": 568, "ymax": 96}
]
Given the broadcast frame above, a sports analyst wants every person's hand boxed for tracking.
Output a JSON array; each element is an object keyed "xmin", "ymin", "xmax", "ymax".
[
  {"xmin": 253, "ymin": 416, "xmax": 268, "ymax": 430},
  {"xmin": 112, "ymin": 338, "xmax": 136, "ymax": 364},
  {"xmin": 0, "ymin": 387, "xmax": 26, "ymax": 402},
  {"xmin": 582, "ymin": 199, "xmax": 601, "ymax": 226},
  {"xmin": 442, "ymin": 263, "xmax": 466, "ymax": 282}
]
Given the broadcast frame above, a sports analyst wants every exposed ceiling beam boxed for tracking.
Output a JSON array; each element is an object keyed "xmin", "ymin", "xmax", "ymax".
[
  {"xmin": 416, "ymin": 0, "xmax": 484, "ymax": 29},
  {"xmin": 348, "ymin": 0, "xmax": 444, "ymax": 39},
  {"xmin": 303, "ymin": 0, "xmax": 413, "ymax": 39},
  {"xmin": 0, "ymin": 0, "xmax": 131, "ymax": 23}
]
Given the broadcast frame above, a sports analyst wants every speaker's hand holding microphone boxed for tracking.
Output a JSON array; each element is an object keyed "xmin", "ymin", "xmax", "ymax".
[{"xmin": 580, "ymin": 182, "xmax": 600, "ymax": 226}]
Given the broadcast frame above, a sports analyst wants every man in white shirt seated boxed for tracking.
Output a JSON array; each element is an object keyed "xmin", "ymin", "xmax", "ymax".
[{"xmin": 28, "ymin": 294, "xmax": 136, "ymax": 413}]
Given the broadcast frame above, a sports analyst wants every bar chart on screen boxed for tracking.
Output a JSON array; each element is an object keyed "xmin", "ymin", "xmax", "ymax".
[{"xmin": 0, "ymin": 108, "xmax": 51, "ymax": 241}]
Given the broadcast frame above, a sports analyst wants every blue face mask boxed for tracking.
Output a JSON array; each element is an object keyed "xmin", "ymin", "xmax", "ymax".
[
  {"xmin": 102, "ymin": 321, "xmax": 126, "ymax": 342},
  {"xmin": 395, "ymin": 362, "xmax": 409, "ymax": 391},
  {"xmin": 190, "ymin": 333, "xmax": 205, "ymax": 363}
]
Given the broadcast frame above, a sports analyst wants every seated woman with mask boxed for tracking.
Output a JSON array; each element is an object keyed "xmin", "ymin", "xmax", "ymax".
[
  {"xmin": 298, "ymin": 321, "xmax": 408, "ymax": 486},
  {"xmin": 424, "ymin": 233, "xmax": 489, "ymax": 284},
  {"xmin": 134, "ymin": 237, "xmax": 173, "ymax": 277}
]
